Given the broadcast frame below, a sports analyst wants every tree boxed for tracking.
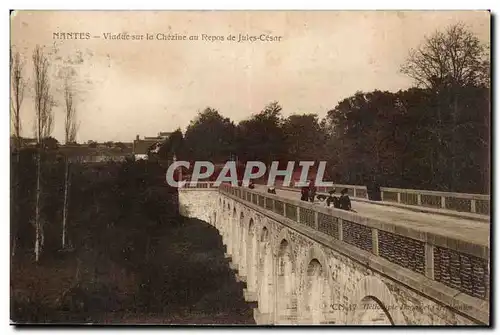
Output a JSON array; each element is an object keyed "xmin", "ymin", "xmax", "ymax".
[
  {"xmin": 87, "ymin": 141, "xmax": 97, "ymax": 148},
  {"xmin": 159, "ymin": 128, "xmax": 184, "ymax": 160},
  {"xmin": 168, "ymin": 128, "xmax": 184, "ymax": 159},
  {"xmin": 282, "ymin": 114, "xmax": 325, "ymax": 162},
  {"xmin": 64, "ymin": 81, "xmax": 78, "ymax": 145},
  {"xmin": 325, "ymin": 91, "xmax": 402, "ymax": 184},
  {"xmin": 323, "ymin": 84, "xmax": 489, "ymax": 193},
  {"xmin": 10, "ymin": 49, "xmax": 25, "ymax": 153},
  {"xmin": 401, "ymin": 22, "xmax": 489, "ymax": 90},
  {"xmin": 237, "ymin": 101, "xmax": 286, "ymax": 166},
  {"xmin": 61, "ymin": 71, "xmax": 79, "ymax": 249},
  {"xmin": 183, "ymin": 108, "xmax": 236, "ymax": 162},
  {"xmin": 400, "ymin": 22, "xmax": 490, "ymax": 191},
  {"xmin": 114, "ymin": 142, "xmax": 126, "ymax": 150},
  {"xmin": 10, "ymin": 48, "xmax": 26, "ymax": 257},
  {"xmin": 33, "ymin": 45, "xmax": 55, "ymax": 262}
]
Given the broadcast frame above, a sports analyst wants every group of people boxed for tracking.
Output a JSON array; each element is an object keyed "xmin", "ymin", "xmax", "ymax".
[
  {"xmin": 301, "ymin": 182, "xmax": 352, "ymax": 211},
  {"xmin": 243, "ymin": 179, "xmax": 353, "ymax": 212},
  {"xmin": 267, "ymin": 186, "xmax": 276, "ymax": 194},
  {"xmin": 325, "ymin": 188, "xmax": 352, "ymax": 211}
]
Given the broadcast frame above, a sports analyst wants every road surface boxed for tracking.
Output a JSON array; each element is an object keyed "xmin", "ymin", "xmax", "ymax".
[{"xmin": 253, "ymin": 185, "xmax": 489, "ymax": 247}]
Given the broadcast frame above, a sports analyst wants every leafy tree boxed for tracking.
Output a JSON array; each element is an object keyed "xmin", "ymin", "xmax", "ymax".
[
  {"xmin": 282, "ymin": 113, "xmax": 325, "ymax": 162},
  {"xmin": 236, "ymin": 101, "xmax": 286, "ymax": 166},
  {"xmin": 325, "ymin": 91, "xmax": 403, "ymax": 184},
  {"xmin": 114, "ymin": 142, "xmax": 126, "ymax": 150},
  {"xmin": 400, "ymin": 22, "xmax": 490, "ymax": 191},
  {"xmin": 183, "ymin": 108, "xmax": 236, "ymax": 163},
  {"xmin": 324, "ymin": 85, "xmax": 489, "ymax": 193},
  {"xmin": 40, "ymin": 136, "xmax": 59, "ymax": 150},
  {"xmin": 159, "ymin": 128, "xmax": 184, "ymax": 160}
]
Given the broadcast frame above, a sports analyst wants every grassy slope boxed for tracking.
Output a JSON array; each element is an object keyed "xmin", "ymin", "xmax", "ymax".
[{"xmin": 11, "ymin": 216, "xmax": 255, "ymax": 325}]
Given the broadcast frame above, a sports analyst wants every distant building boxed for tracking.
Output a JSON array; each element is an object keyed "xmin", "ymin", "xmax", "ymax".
[
  {"xmin": 58, "ymin": 144, "xmax": 133, "ymax": 163},
  {"xmin": 133, "ymin": 132, "xmax": 172, "ymax": 160},
  {"xmin": 10, "ymin": 137, "xmax": 134, "ymax": 164},
  {"xmin": 10, "ymin": 136, "xmax": 38, "ymax": 151},
  {"xmin": 158, "ymin": 131, "xmax": 172, "ymax": 139}
]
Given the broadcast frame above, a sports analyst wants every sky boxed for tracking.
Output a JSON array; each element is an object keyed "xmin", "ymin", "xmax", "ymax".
[{"xmin": 10, "ymin": 10, "xmax": 490, "ymax": 143}]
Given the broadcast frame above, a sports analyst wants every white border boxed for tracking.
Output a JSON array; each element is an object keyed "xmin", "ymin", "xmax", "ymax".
[
  {"xmin": 2, "ymin": 1, "xmax": 498, "ymax": 335},
  {"xmin": 1, "ymin": 1, "xmax": 498, "ymax": 10}
]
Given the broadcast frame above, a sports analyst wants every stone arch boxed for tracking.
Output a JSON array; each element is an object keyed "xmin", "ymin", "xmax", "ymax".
[
  {"xmin": 232, "ymin": 208, "xmax": 242, "ymax": 267},
  {"xmin": 347, "ymin": 276, "xmax": 406, "ymax": 325},
  {"xmin": 238, "ymin": 211, "xmax": 247, "ymax": 276},
  {"xmin": 297, "ymin": 245, "xmax": 336, "ymax": 324},
  {"xmin": 221, "ymin": 198, "xmax": 231, "ymax": 252},
  {"xmin": 232, "ymin": 206, "xmax": 237, "ymax": 220},
  {"xmin": 273, "ymin": 228, "xmax": 295, "ymax": 256},
  {"xmin": 257, "ymin": 225, "xmax": 274, "ymax": 316},
  {"xmin": 260, "ymin": 225, "xmax": 270, "ymax": 242},
  {"xmin": 274, "ymin": 229, "xmax": 298, "ymax": 324},
  {"xmin": 228, "ymin": 206, "xmax": 237, "ymax": 259},
  {"xmin": 223, "ymin": 202, "xmax": 227, "ymax": 234},
  {"xmin": 246, "ymin": 217, "xmax": 258, "ymax": 293}
]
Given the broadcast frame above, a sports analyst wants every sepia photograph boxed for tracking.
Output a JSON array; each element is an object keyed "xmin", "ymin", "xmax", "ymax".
[{"xmin": 9, "ymin": 10, "xmax": 491, "ymax": 326}]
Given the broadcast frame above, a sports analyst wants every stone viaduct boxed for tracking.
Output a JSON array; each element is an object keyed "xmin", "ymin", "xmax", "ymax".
[{"xmin": 179, "ymin": 182, "xmax": 490, "ymax": 325}]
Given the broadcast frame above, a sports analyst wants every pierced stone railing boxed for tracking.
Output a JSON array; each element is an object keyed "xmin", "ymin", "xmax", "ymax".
[
  {"xmin": 218, "ymin": 183, "xmax": 489, "ymax": 323},
  {"xmin": 283, "ymin": 183, "xmax": 369, "ymax": 199},
  {"xmin": 268, "ymin": 181, "xmax": 490, "ymax": 216},
  {"xmin": 380, "ymin": 187, "xmax": 490, "ymax": 215}
]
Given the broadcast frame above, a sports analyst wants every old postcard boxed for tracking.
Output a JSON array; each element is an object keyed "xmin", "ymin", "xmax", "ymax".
[{"xmin": 10, "ymin": 10, "xmax": 490, "ymax": 326}]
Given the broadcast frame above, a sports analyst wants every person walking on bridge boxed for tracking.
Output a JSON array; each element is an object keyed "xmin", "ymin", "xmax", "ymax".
[
  {"xmin": 309, "ymin": 180, "xmax": 317, "ymax": 202},
  {"xmin": 300, "ymin": 184, "xmax": 309, "ymax": 201},
  {"xmin": 339, "ymin": 188, "xmax": 352, "ymax": 211}
]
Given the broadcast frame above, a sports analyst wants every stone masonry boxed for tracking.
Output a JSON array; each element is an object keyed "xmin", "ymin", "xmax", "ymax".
[{"xmin": 179, "ymin": 187, "xmax": 489, "ymax": 325}]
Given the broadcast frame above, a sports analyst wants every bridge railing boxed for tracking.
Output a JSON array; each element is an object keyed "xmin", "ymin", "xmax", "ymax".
[
  {"xmin": 285, "ymin": 183, "xmax": 369, "ymax": 199},
  {"xmin": 380, "ymin": 187, "xmax": 490, "ymax": 215},
  {"xmin": 259, "ymin": 180, "xmax": 490, "ymax": 215},
  {"xmin": 180, "ymin": 180, "xmax": 490, "ymax": 215},
  {"xmin": 219, "ymin": 183, "xmax": 489, "ymax": 304}
]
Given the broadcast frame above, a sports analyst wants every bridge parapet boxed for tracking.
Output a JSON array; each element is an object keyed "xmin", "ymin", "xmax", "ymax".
[
  {"xmin": 217, "ymin": 183, "xmax": 489, "ymax": 324},
  {"xmin": 274, "ymin": 182, "xmax": 489, "ymax": 216},
  {"xmin": 271, "ymin": 182, "xmax": 368, "ymax": 199},
  {"xmin": 380, "ymin": 187, "xmax": 490, "ymax": 215}
]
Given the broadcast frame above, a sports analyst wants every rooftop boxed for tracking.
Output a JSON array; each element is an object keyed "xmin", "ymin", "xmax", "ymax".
[
  {"xmin": 133, "ymin": 139, "xmax": 161, "ymax": 155},
  {"xmin": 58, "ymin": 145, "xmax": 133, "ymax": 157}
]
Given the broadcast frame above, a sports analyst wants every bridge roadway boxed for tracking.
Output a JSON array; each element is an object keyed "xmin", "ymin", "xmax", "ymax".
[{"xmin": 253, "ymin": 184, "xmax": 489, "ymax": 247}]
